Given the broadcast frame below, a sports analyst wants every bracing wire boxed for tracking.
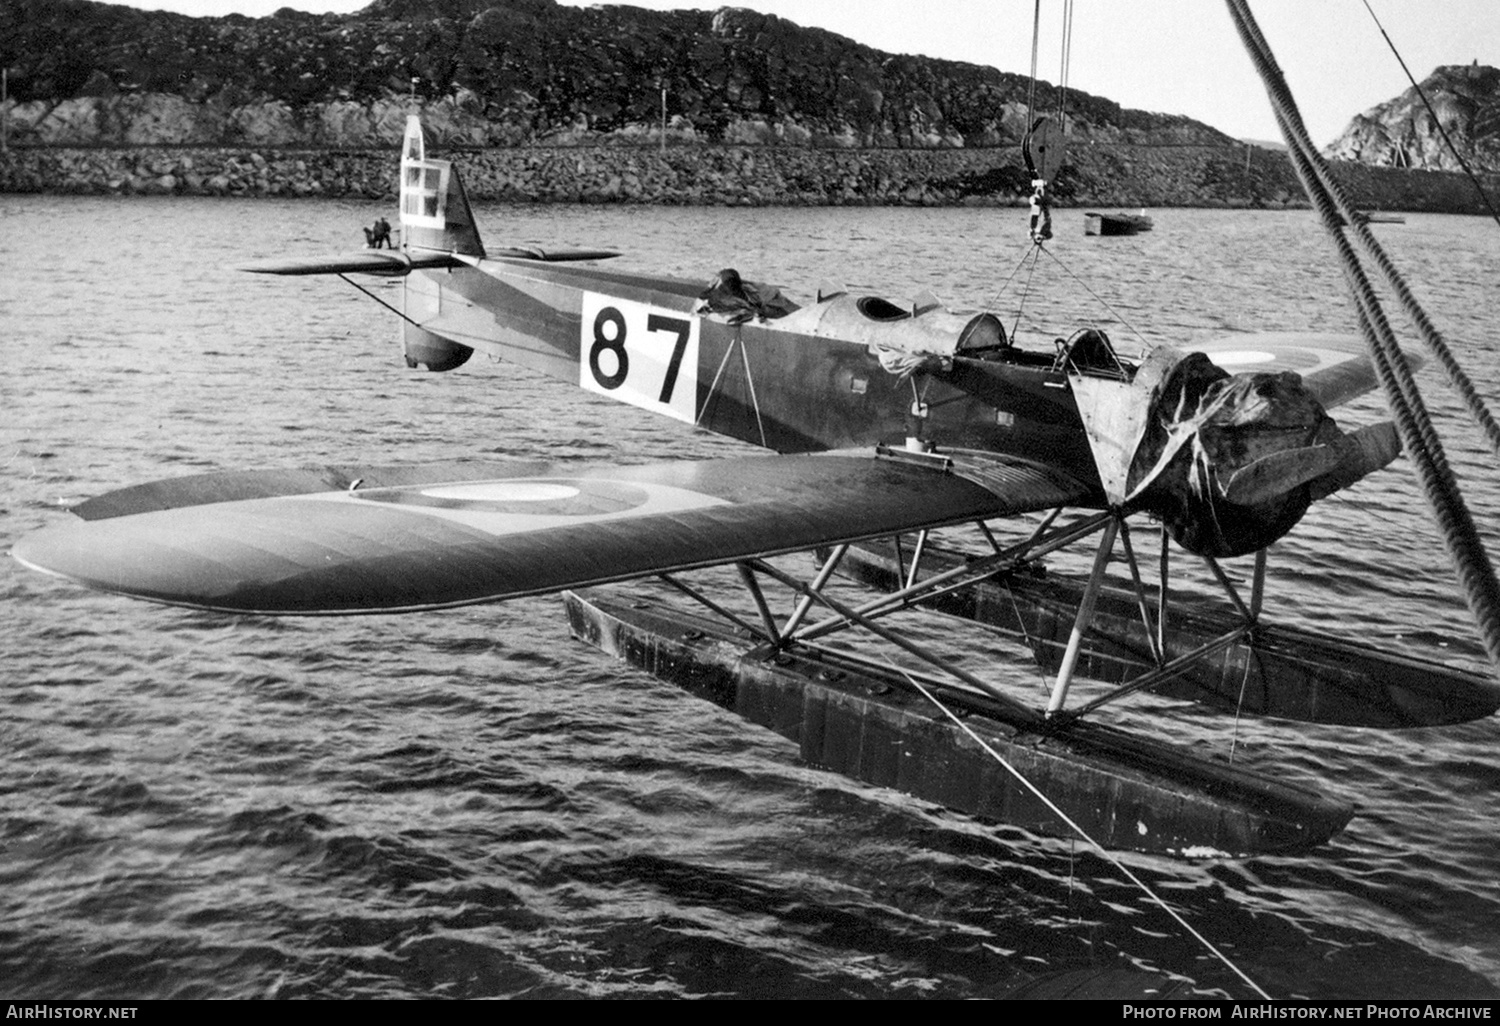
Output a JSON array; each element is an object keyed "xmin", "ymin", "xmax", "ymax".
[
  {"xmin": 887, "ymin": 660, "xmax": 1274, "ymax": 1000},
  {"xmin": 1358, "ymin": 0, "xmax": 1500, "ymax": 229}
]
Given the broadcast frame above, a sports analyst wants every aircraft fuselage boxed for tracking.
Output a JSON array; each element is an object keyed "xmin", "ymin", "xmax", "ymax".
[{"xmin": 402, "ymin": 258, "xmax": 1103, "ymax": 487}]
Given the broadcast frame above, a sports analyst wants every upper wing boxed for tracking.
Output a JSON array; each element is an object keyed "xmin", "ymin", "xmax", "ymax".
[
  {"xmin": 1186, "ymin": 332, "xmax": 1423, "ymax": 409},
  {"xmin": 13, "ymin": 453, "xmax": 1091, "ymax": 615}
]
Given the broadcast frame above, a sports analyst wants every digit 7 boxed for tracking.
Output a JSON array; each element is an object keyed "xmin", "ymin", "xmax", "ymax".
[{"xmin": 648, "ymin": 314, "xmax": 691, "ymax": 404}]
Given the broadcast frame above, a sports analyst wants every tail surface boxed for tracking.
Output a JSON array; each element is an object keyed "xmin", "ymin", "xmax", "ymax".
[{"xmin": 400, "ymin": 115, "xmax": 485, "ymax": 258}]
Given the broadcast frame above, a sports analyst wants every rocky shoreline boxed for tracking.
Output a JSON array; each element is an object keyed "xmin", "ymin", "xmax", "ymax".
[{"xmin": 3, "ymin": 140, "xmax": 1493, "ymax": 213}]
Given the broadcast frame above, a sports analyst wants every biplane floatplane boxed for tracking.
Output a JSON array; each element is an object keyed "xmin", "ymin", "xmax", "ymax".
[{"xmin": 14, "ymin": 116, "xmax": 1499, "ymax": 859}]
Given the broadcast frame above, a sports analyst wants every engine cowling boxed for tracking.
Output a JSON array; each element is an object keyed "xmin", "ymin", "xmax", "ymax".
[
  {"xmin": 1071, "ymin": 343, "xmax": 1401, "ymax": 559},
  {"xmin": 1127, "ymin": 353, "xmax": 1330, "ymax": 557}
]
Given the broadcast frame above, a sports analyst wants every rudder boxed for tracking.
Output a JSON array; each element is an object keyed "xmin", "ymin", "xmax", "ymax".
[{"xmin": 399, "ymin": 116, "xmax": 485, "ymax": 258}]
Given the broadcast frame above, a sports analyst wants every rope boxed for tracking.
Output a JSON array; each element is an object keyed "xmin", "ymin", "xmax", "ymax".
[
  {"xmin": 1275, "ymin": 4, "xmax": 1500, "ymax": 460},
  {"xmin": 888, "ymin": 661, "xmax": 1274, "ymax": 999},
  {"xmin": 1223, "ymin": 4, "xmax": 1498, "ymax": 461},
  {"xmin": 1224, "ymin": 0, "xmax": 1500, "ymax": 673},
  {"xmin": 1358, "ymin": 0, "xmax": 1500, "ymax": 230}
]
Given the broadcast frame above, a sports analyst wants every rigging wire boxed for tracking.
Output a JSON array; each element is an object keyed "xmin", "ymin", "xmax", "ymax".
[
  {"xmin": 987, "ymin": 243, "xmax": 1041, "ymax": 314},
  {"xmin": 886, "ymin": 660, "xmax": 1274, "ymax": 1000},
  {"xmin": 1007, "ymin": 246, "xmax": 1044, "ymax": 345},
  {"xmin": 1357, "ymin": 0, "xmax": 1500, "ymax": 230},
  {"xmin": 1035, "ymin": 245, "xmax": 1152, "ymax": 352}
]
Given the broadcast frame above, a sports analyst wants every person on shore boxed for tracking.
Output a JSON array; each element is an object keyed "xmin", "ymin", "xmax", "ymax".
[{"xmin": 363, "ymin": 216, "xmax": 393, "ymax": 249}]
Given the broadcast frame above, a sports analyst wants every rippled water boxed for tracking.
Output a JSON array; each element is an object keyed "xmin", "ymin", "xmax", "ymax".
[{"xmin": 4, "ymin": 195, "xmax": 1500, "ymax": 999}]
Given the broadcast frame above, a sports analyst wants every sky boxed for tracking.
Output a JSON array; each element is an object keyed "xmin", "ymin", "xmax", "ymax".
[{"xmin": 108, "ymin": 0, "xmax": 1500, "ymax": 147}]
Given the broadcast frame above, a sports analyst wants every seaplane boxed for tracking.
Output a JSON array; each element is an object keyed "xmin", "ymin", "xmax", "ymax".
[{"xmin": 13, "ymin": 111, "xmax": 1499, "ymax": 861}]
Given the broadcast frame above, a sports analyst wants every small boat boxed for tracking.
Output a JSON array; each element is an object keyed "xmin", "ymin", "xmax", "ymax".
[
  {"xmin": 1084, "ymin": 210, "xmax": 1154, "ymax": 236},
  {"xmin": 1357, "ymin": 211, "xmax": 1406, "ymax": 224}
]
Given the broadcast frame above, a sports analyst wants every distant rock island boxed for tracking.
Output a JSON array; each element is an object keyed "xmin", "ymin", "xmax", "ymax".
[
  {"xmin": 1327, "ymin": 63, "xmax": 1500, "ymax": 174},
  {"xmin": 0, "ymin": 0, "xmax": 1494, "ymax": 212}
]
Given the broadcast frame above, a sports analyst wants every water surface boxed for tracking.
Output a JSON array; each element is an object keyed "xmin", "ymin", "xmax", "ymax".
[{"xmin": 3, "ymin": 196, "xmax": 1499, "ymax": 999}]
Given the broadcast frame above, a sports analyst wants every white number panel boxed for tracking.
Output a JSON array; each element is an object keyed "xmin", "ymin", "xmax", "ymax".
[{"xmin": 578, "ymin": 292, "xmax": 701, "ymax": 423}]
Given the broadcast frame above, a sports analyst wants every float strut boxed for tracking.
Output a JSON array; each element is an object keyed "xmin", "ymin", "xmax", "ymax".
[
  {"xmin": 1250, "ymin": 547, "xmax": 1268, "ymax": 620},
  {"xmin": 781, "ymin": 543, "xmax": 848, "ymax": 638},
  {"xmin": 753, "ymin": 560, "xmax": 1042, "ymax": 726},
  {"xmin": 905, "ymin": 529, "xmax": 930, "ymax": 591},
  {"xmin": 1046, "ymin": 517, "xmax": 1120, "ymax": 718},
  {"xmin": 736, "ymin": 562, "xmax": 781, "ymax": 644}
]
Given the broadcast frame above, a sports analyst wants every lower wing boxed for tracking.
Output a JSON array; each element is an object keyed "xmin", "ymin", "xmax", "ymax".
[{"xmin": 13, "ymin": 452, "xmax": 1093, "ymax": 615}]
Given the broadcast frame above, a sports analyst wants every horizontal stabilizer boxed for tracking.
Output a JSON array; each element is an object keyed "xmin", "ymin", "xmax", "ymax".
[
  {"xmin": 13, "ymin": 453, "xmax": 1039, "ymax": 615},
  {"xmin": 489, "ymin": 246, "xmax": 621, "ymax": 263},
  {"xmin": 1187, "ymin": 332, "xmax": 1424, "ymax": 410},
  {"xmin": 240, "ymin": 247, "xmax": 619, "ymax": 277},
  {"xmin": 238, "ymin": 251, "xmax": 468, "ymax": 276}
]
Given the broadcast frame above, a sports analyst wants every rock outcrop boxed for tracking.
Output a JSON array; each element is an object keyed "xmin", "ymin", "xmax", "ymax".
[
  {"xmin": 1326, "ymin": 64, "xmax": 1500, "ymax": 173},
  {"xmin": 1, "ymin": 0, "xmax": 1232, "ymax": 150}
]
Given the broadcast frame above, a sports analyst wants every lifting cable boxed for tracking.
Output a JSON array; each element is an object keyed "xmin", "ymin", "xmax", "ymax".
[
  {"xmin": 1358, "ymin": 0, "xmax": 1500, "ymax": 230},
  {"xmin": 1225, "ymin": 0, "xmax": 1500, "ymax": 673},
  {"xmin": 1025, "ymin": 0, "xmax": 1042, "ymax": 129},
  {"xmin": 1056, "ymin": 0, "xmax": 1074, "ymax": 129}
]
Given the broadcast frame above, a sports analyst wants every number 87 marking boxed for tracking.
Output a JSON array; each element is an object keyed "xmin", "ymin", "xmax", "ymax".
[{"xmin": 579, "ymin": 293, "xmax": 701, "ymax": 424}]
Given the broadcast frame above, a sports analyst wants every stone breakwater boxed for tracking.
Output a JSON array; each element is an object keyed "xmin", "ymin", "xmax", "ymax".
[{"xmin": 1, "ymin": 142, "xmax": 1491, "ymax": 212}]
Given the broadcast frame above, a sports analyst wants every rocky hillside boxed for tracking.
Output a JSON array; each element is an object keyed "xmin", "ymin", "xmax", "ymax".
[
  {"xmin": 2, "ymin": 0, "xmax": 1233, "ymax": 149},
  {"xmin": 4, "ymin": 0, "xmax": 1496, "ymax": 213},
  {"xmin": 1326, "ymin": 63, "xmax": 1500, "ymax": 173}
]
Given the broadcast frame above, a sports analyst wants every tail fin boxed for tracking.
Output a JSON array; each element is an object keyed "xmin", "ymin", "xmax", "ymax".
[{"xmin": 399, "ymin": 116, "xmax": 485, "ymax": 258}]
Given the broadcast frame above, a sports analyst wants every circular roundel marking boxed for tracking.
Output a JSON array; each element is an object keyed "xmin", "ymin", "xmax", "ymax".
[
  {"xmin": 1203, "ymin": 346, "xmax": 1323, "ymax": 372},
  {"xmin": 1204, "ymin": 349, "xmax": 1278, "ymax": 367},
  {"xmin": 422, "ymin": 482, "xmax": 581, "ymax": 503},
  {"xmin": 358, "ymin": 478, "xmax": 649, "ymax": 516}
]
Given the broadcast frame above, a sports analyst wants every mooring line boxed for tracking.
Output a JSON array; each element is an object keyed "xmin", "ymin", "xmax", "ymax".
[{"xmin": 885, "ymin": 659, "xmax": 1273, "ymax": 1000}]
